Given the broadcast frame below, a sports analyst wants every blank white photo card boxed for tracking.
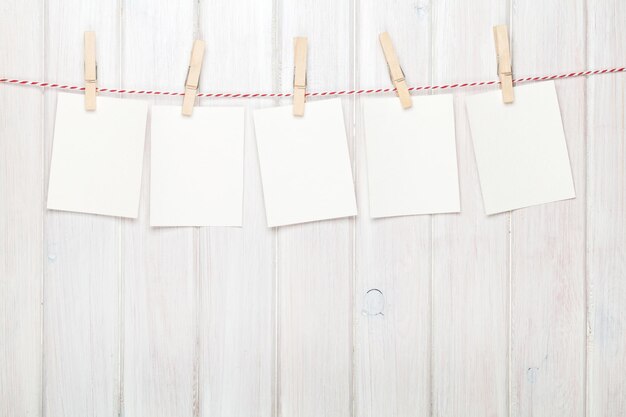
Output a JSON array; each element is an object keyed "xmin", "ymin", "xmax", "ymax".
[
  {"xmin": 466, "ymin": 81, "xmax": 575, "ymax": 215},
  {"xmin": 362, "ymin": 94, "xmax": 460, "ymax": 218},
  {"xmin": 150, "ymin": 106, "xmax": 245, "ymax": 227},
  {"xmin": 253, "ymin": 98, "xmax": 357, "ymax": 227},
  {"xmin": 47, "ymin": 93, "xmax": 148, "ymax": 218}
]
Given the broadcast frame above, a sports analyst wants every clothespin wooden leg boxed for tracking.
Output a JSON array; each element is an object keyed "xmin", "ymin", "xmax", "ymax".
[
  {"xmin": 293, "ymin": 37, "xmax": 307, "ymax": 117},
  {"xmin": 379, "ymin": 32, "xmax": 412, "ymax": 109},
  {"xmin": 182, "ymin": 40, "xmax": 205, "ymax": 116},
  {"xmin": 493, "ymin": 25, "xmax": 514, "ymax": 103},
  {"xmin": 84, "ymin": 31, "xmax": 97, "ymax": 111}
]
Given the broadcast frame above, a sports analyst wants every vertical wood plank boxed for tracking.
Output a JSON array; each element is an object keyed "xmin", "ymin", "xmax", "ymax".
[
  {"xmin": 353, "ymin": 2, "xmax": 431, "ymax": 417},
  {"xmin": 197, "ymin": 1, "xmax": 276, "ymax": 416},
  {"xmin": 121, "ymin": 2, "xmax": 197, "ymax": 417},
  {"xmin": 587, "ymin": 1, "xmax": 626, "ymax": 415},
  {"xmin": 510, "ymin": 2, "xmax": 587, "ymax": 416},
  {"xmin": 431, "ymin": 2, "xmax": 510, "ymax": 416},
  {"xmin": 0, "ymin": 0, "xmax": 43, "ymax": 416},
  {"xmin": 43, "ymin": 3, "xmax": 121, "ymax": 417},
  {"xmin": 276, "ymin": 1, "xmax": 355, "ymax": 416}
]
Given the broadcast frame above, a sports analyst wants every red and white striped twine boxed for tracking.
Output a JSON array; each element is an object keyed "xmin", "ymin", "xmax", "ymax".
[{"xmin": 1, "ymin": 67, "xmax": 624, "ymax": 99}]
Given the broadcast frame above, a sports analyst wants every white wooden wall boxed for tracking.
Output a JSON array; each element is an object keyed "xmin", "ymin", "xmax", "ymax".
[{"xmin": 1, "ymin": 0, "xmax": 625, "ymax": 416}]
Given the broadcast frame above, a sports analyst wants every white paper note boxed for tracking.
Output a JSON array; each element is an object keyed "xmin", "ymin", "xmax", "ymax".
[
  {"xmin": 47, "ymin": 93, "xmax": 148, "ymax": 218},
  {"xmin": 254, "ymin": 99, "xmax": 357, "ymax": 227},
  {"xmin": 362, "ymin": 95, "xmax": 460, "ymax": 218},
  {"xmin": 150, "ymin": 106, "xmax": 245, "ymax": 227},
  {"xmin": 466, "ymin": 81, "xmax": 575, "ymax": 215}
]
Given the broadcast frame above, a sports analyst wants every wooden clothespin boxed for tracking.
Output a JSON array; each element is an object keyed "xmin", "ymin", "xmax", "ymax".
[
  {"xmin": 293, "ymin": 37, "xmax": 308, "ymax": 116},
  {"xmin": 182, "ymin": 40, "xmax": 205, "ymax": 116},
  {"xmin": 84, "ymin": 31, "xmax": 97, "ymax": 111},
  {"xmin": 379, "ymin": 32, "xmax": 412, "ymax": 109},
  {"xmin": 493, "ymin": 25, "xmax": 514, "ymax": 103}
]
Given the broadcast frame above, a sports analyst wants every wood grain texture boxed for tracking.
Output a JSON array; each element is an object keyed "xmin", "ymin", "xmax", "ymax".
[
  {"xmin": 197, "ymin": 1, "xmax": 276, "ymax": 416},
  {"xmin": 121, "ymin": 2, "xmax": 197, "ymax": 417},
  {"xmin": 431, "ymin": 2, "xmax": 510, "ymax": 417},
  {"xmin": 354, "ymin": 1, "xmax": 431, "ymax": 416},
  {"xmin": 276, "ymin": 1, "xmax": 354, "ymax": 416},
  {"xmin": 0, "ymin": 0, "xmax": 43, "ymax": 416},
  {"xmin": 510, "ymin": 2, "xmax": 587, "ymax": 416},
  {"xmin": 1, "ymin": 1, "xmax": 626, "ymax": 417},
  {"xmin": 43, "ymin": 2, "xmax": 122, "ymax": 417},
  {"xmin": 587, "ymin": 1, "xmax": 626, "ymax": 416}
]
